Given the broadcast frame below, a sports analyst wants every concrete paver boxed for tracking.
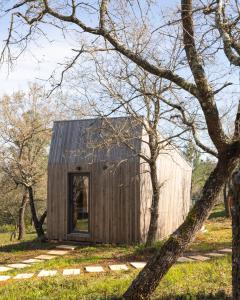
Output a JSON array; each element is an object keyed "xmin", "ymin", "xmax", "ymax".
[
  {"xmin": 130, "ymin": 262, "xmax": 147, "ymax": 269},
  {"xmin": 63, "ymin": 269, "xmax": 80, "ymax": 276}
]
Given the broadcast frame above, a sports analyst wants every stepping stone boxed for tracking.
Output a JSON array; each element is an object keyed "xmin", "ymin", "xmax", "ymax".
[
  {"xmin": 0, "ymin": 266, "xmax": 13, "ymax": 272},
  {"xmin": 188, "ymin": 255, "xmax": 210, "ymax": 261},
  {"xmin": 109, "ymin": 264, "xmax": 128, "ymax": 271},
  {"xmin": 47, "ymin": 250, "xmax": 70, "ymax": 256},
  {"xmin": 177, "ymin": 257, "xmax": 194, "ymax": 263},
  {"xmin": 7, "ymin": 263, "xmax": 30, "ymax": 269},
  {"xmin": 22, "ymin": 259, "xmax": 42, "ymax": 264},
  {"xmin": 35, "ymin": 255, "xmax": 57, "ymax": 260},
  {"xmin": 63, "ymin": 269, "xmax": 80, "ymax": 276},
  {"xmin": 38, "ymin": 270, "xmax": 57, "ymax": 277},
  {"xmin": 85, "ymin": 266, "xmax": 104, "ymax": 273},
  {"xmin": 219, "ymin": 248, "xmax": 232, "ymax": 253},
  {"xmin": 14, "ymin": 273, "xmax": 34, "ymax": 280},
  {"xmin": 206, "ymin": 252, "xmax": 225, "ymax": 257},
  {"xmin": 0, "ymin": 275, "xmax": 11, "ymax": 281},
  {"xmin": 56, "ymin": 245, "xmax": 77, "ymax": 251},
  {"xmin": 130, "ymin": 262, "xmax": 147, "ymax": 269}
]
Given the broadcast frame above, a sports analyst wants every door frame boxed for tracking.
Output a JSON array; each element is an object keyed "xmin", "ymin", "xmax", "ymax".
[{"xmin": 67, "ymin": 172, "xmax": 91, "ymax": 237}]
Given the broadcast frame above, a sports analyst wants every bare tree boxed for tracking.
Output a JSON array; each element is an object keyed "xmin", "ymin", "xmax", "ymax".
[
  {"xmin": 78, "ymin": 57, "xmax": 195, "ymax": 245},
  {"xmin": 1, "ymin": 0, "xmax": 240, "ymax": 298}
]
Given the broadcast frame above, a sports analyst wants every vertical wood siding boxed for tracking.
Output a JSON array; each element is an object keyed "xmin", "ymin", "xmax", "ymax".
[
  {"xmin": 47, "ymin": 118, "xmax": 142, "ymax": 244},
  {"xmin": 47, "ymin": 118, "xmax": 192, "ymax": 244},
  {"xmin": 139, "ymin": 132, "xmax": 192, "ymax": 242}
]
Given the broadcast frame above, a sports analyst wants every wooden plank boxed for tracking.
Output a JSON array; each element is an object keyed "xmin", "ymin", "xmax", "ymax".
[{"xmin": 47, "ymin": 117, "xmax": 192, "ymax": 244}]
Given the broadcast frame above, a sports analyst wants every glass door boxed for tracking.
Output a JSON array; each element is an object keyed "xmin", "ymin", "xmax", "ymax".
[{"xmin": 68, "ymin": 173, "xmax": 90, "ymax": 234}]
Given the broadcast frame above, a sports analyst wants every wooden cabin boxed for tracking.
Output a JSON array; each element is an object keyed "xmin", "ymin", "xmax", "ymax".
[{"xmin": 47, "ymin": 117, "xmax": 192, "ymax": 244}]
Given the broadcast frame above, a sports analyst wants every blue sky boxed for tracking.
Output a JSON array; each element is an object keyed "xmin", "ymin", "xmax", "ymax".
[
  {"xmin": 0, "ymin": 0, "xmax": 239, "ymax": 103},
  {"xmin": 0, "ymin": 0, "xmax": 183, "ymax": 95},
  {"xmin": 0, "ymin": 2, "xmax": 75, "ymax": 95}
]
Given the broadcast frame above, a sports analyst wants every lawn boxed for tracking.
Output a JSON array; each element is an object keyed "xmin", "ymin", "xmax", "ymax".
[{"xmin": 0, "ymin": 204, "xmax": 232, "ymax": 299}]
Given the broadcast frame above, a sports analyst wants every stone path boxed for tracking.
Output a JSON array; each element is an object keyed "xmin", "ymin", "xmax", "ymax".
[
  {"xmin": 38, "ymin": 270, "xmax": 57, "ymax": 277},
  {"xmin": 7, "ymin": 263, "xmax": 31, "ymax": 269},
  {"xmin": 130, "ymin": 262, "xmax": 147, "ymax": 269},
  {"xmin": 177, "ymin": 257, "xmax": 194, "ymax": 263},
  {"xmin": 0, "ymin": 246, "xmax": 232, "ymax": 282},
  {"xmin": 63, "ymin": 269, "xmax": 80, "ymax": 276},
  {"xmin": 188, "ymin": 255, "xmax": 210, "ymax": 261},
  {"xmin": 14, "ymin": 273, "xmax": 34, "ymax": 280},
  {"xmin": 109, "ymin": 264, "xmax": 128, "ymax": 271},
  {"xmin": 85, "ymin": 266, "xmax": 104, "ymax": 273}
]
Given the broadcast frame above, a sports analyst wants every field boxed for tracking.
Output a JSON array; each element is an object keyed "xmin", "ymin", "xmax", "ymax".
[{"xmin": 0, "ymin": 205, "xmax": 232, "ymax": 300}]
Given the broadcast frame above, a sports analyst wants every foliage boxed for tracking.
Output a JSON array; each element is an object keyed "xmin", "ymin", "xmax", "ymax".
[
  {"xmin": 184, "ymin": 142, "xmax": 216, "ymax": 201},
  {"xmin": 0, "ymin": 84, "xmax": 53, "ymax": 238}
]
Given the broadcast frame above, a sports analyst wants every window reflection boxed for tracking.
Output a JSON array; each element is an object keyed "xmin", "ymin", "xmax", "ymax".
[{"xmin": 69, "ymin": 174, "xmax": 89, "ymax": 233}]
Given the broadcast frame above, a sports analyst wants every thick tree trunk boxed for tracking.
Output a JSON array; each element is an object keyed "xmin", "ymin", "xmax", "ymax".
[
  {"xmin": 146, "ymin": 161, "xmax": 160, "ymax": 246},
  {"xmin": 123, "ymin": 146, "xmax": 239, "ymax": 300},
  {"xmin": 28, "ymin": 186, "xmax": 45, "ymax": 238},
  {"xmin": 223, "ymin": 182, "xmax": 231, "ymax": 218},
  {"xmin": 232, "ymin": 171, "xmax": 240, "ymax": 300},
  {"xmin": 17, "ymin": 189, "xmax": 28, "ymax": 240}
]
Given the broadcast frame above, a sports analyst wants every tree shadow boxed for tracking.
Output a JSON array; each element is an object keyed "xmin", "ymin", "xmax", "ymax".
[
  {"xmin": 93, "ymin": 290, "xmax": 231, "ymax": 300},
  {"xmin": 0, "ymin": 239, "xmax": 55, "ymax": 253},
  {"xmin": 209, "ymin": 209, "xmax": 226, "ymax": 219},
  {"xmin": 154, "ymin": 290, "xmax": 231, "ymax": 299}
]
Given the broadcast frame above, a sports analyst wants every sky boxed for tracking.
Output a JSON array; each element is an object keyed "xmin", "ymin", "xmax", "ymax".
[
  {"xmin": 0, "ymin": 0, "xmax": 239, "ymax": 102},
  {"xmin": 0, "ymin": 1, "xmax": 75, "ymax": 96},
  {"xmin": 0, "ymin": 0, "xmax": 182, "ymax": 96},
  {"xmin": 0, "ymin": 42, "xmax": 73, "ymax": 95},
  {"xmin": 0, "ymin": 0, "xmax": 238, "ymax": 158}
]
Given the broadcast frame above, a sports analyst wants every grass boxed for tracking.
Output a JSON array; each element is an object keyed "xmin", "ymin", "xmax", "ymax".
[{"xmin": 0, "ymin": 204, "xmax": 232, "ymax": 299}]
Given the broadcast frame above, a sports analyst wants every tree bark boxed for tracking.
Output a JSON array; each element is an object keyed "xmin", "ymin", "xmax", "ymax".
[
  {"xmin": 28, "ymin": 186, "xmax": 45, "ymax": 238},
  {"xmin": 17, "ymin": 189, "xmax": 28, "ymax": 240},
  {"xmin": 223, "ymin": 182, "xmax": 231, "ymax": 218},
  {"xmin": 39, "ymin": 210, "xmax": 47, "ymax": 228},
  {"xmin": 123, "ymin": 146, "xmax": 239, "ymax": 300},
  {"xmin": 146, "ymin": 160, "xmax": 160, "ymax": 246},
  {"xmin": 232, "ymin": 171, "xmax": 240, "ymax": 300}
]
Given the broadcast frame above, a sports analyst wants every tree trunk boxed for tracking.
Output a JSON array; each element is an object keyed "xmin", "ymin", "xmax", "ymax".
[
  {"xmin": 39, "ymin": 210, "xmax": 47, "ymax": 228},
  {"xmin": 123, "ymin": 146, "xmax": 239, "ymax": 300},
  {"xmin": 232, "ymin": 171, "xmax": 240, "ymax": 300},
  {"xmin": 146, "ymin": 161, "xmax": 160, "ymax": 246},
  {"xmin": 223, "ymin": 182, "xmax": 231, "ymax": 218},
  {"xmin": 28, "ymin": 186, "xmax": 45, "ymax": 238},
  {"xmin": 17, "ymin": 189, "xmax": 28, "ymax": 240}
]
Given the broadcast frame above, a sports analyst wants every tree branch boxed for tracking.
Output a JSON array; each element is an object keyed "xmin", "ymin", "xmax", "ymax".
[
  {"xmin": 215, "ymin": 0, "xmax": 240, "ymax": 66},
  {"xmin": 181, "ymin": 0, "xmax": 228, "ymax": 152}
]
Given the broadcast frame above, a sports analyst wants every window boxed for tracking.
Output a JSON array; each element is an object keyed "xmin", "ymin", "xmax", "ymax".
[{"xmin": 68, "ymin": 173, "xmax": 90, "ymax": 233}]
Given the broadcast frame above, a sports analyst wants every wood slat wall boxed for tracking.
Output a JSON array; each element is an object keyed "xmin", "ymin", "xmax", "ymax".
[
  {"xmin": 139, "ymin": 134, "xmax": 192, "ymax": 242},
  {"xmin": 47, "ymin": 160, "xmax": 140, "ymax": 244},
  {"xmin": 47, "ymin": 117, "xmax": 192, "ymax": 244}
]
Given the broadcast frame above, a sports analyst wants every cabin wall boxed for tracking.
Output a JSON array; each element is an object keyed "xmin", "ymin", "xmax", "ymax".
[
  {"xmin": 139, "ymin": 140, "xmax": 192, "ymax": 242},
  {"xmin": 47, "ymin": 159, "xmax": 141, "ymax": 244},
  {"xmin": 47, "ymin": 118, "xmax": 192, "ymax": 245},
  {"xmin": 47, "ymin": 118, "xmax": 143, "ymax": 244}
]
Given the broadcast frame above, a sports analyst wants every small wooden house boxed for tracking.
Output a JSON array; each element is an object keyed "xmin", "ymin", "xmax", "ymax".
[{"xmin": 47, "ymin": 117, "xmax": 192, "ymax": 244}]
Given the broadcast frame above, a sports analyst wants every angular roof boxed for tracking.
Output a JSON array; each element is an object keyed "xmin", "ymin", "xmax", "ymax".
[{"xmin": 48, "ymin": 117, "xmax": 143, "ymax": 165}]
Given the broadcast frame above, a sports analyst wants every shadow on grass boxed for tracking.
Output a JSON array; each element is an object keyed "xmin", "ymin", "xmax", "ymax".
[
  {"xmin": 91, "ymin": 290, "xmax": 231, "ymax": 300},
  {"xmin": 154, "ymin": 290, "xmax": 231, "ymax": 300},
  {"xmin": 209, "ymin": 209, "xmax": 226, "ymax": 219},
  {"xmin": 0, "ymin": 239, "xmax": 54, "ymax": 253}
]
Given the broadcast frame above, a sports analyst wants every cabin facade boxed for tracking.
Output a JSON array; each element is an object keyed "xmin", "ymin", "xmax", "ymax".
[{"xmin": 47, "ymin": 117, "xmax": 192, "ymax": 244}]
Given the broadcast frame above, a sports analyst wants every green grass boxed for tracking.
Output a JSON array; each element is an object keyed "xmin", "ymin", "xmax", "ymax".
[
  {"xmin": 0, "ymin": 257, "xmax": 232, "ymax": 299},
  {"xmin": 0, "ymin": 203, "xmax": 233, "ymax": 299}
]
